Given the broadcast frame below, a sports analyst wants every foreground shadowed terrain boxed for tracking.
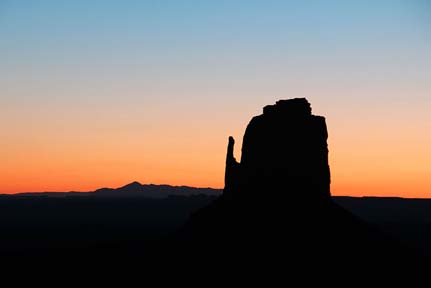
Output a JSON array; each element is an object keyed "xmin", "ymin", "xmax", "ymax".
[
  {"xmin": 334, "ymin": 196, "xmax": 431, "ymax": 258},
  {"xmin": 0, "ymin": 195, "xmax": 431, "ymax": 256},
  {"xmin": 0, "ymin": 194, "xmax": 216, "ymax": 258},
  {"xmin": 0, "ymin": 194, "xmax": 430, "ymax": 260}
]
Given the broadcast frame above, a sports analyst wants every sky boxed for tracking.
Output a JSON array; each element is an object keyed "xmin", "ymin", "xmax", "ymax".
[{"xmin": 1, "ymin": 0, "xmax": 430, "ymax": 197}]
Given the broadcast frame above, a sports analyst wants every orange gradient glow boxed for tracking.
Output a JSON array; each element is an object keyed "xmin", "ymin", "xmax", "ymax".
[{"xmin": 1, "ymin": 96, "xmax": 430, "ymax": 197}]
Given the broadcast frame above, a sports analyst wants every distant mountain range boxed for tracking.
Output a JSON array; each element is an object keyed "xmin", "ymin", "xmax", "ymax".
[{"xmin": 3, "ymin": 182, "xmax": 222, "ymax": 199}]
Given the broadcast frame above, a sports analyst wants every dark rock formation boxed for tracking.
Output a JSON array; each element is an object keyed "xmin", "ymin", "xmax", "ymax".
[
  {"xmin": 225, "ymin": 98, "xmax": 330, "ymax": 201},
  {"xmin": 179, "ymin": 98, "xmax": 419, "ymax": 274}
]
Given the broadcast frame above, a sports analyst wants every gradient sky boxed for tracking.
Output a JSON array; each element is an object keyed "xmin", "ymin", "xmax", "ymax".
[{"xmin": 1, "ymin": 0, "xmax": 430, "ymax": 197}]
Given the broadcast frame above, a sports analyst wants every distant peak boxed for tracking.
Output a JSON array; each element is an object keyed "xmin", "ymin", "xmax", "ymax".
[{"xmin": 122, "ymin": 181, "xmax": 142, "ymax": 188}]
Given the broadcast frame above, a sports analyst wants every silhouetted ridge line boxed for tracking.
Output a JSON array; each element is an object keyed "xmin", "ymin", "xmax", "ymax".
[{"xmin": 4, "ymin": 183, "xmax": 221, "ymax": 199}]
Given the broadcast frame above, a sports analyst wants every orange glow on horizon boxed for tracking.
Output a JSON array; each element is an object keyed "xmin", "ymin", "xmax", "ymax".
[{"xmin": 1, "ymin": 96, "xmax": 430, "ymax": 198}]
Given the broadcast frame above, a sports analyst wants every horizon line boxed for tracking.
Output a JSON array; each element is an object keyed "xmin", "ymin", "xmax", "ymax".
[{"xmin": 1, "ymin": 181, "xmax": 430, "ymax": 200}]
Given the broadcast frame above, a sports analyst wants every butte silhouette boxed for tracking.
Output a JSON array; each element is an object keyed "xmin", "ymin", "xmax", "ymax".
[{"xmin": 178, "ymin": 98, "xmax": 418, "ymax": 271}]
